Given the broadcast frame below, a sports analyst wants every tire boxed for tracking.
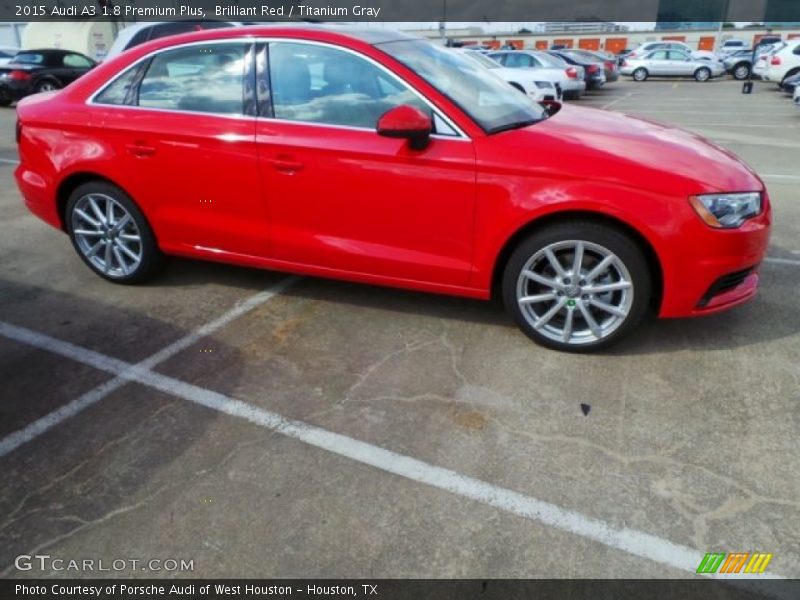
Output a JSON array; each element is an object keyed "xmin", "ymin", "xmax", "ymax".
[
  {"xmin": 501, "ymin": 221, "xmax": 652, "ymax": 352},
  {"xmin": 782, "ymin": 69, "xmax": 800, "ymax": 86},
  {"xmin": 34, "ymin": 79, "xmax": 60, "ymax": 93},
  {"xmin": 732, "ymin": 63, "xmax": 750, "ymax": 80},
  {"xmin": 694, "ymin": 67, "xmax": 711, "ymax": 82},
  {"xmin": 66, "ymin": 181, "xmax": 162, "ymax": 284},
  {"xmin": 0, "ymin": 95, "xmax": 10, "ymax": 107},
  {"xmin": 632, "ymin": 67, "xmax": 648, "ymax": 82}
]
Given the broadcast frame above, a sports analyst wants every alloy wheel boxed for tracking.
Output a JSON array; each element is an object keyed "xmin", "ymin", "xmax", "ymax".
[
  {"xmin": 70, "ymin": 193, "xmax": 143, "ymax": 278},
  {"xmin": 515, "ymin": 240, "xmax": 634, "ymax": 346}
]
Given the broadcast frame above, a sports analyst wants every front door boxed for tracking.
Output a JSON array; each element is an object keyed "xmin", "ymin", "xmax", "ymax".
[{"xmin": 255, "ymin": 41, "xmax": 476, "ymax": 286}]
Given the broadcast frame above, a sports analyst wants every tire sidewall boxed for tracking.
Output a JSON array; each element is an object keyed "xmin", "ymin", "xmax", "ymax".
[
  {"xmin": 733, "ymin": 64, "xmax": 749, "ymax": 80},
  {"xmin": 695, "ymin": 67, "xmax": 711, "ymax": 81},
  {"xmin": 502, "ymin": 222, "xmax": 652, "ymax": 352},
  {"xmin": 633, "ymin": 68, "xmax": 648, "ymax": 81},
  {"xmin": 65, "ymin": 181, "xmax": 161, "ymax": 284}
]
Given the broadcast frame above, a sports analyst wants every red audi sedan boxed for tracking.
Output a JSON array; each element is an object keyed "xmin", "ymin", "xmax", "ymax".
[{"xmin": 14, "ymin": 26, "xmax": 771, "ymax": 351}]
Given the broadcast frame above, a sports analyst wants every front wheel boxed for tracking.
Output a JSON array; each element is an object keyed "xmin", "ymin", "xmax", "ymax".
[
  {"xmin": 66, "ymin": 181, "xmax": 162, "ymax": 284},
  {"xmin": 502, "ymin": 222, "xmax": 652, "ymax": 352},
  {"xmin": 694, "ymin": 67, "xmax": 711, "ymax": 82},
  {"xmin": 632, "ymin": 68, "xmax": 648, "ymax": 81}
]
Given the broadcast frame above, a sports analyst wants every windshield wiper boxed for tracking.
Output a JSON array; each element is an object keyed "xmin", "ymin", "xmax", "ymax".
[{"xmin": 488, "ymin": 118, "xmax": 542, "ymax": 134}]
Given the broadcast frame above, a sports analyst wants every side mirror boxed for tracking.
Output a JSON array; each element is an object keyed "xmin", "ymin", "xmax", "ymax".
[{"xmin": 377, "ymin": 105, "xmax": 432, "ymax": 151}]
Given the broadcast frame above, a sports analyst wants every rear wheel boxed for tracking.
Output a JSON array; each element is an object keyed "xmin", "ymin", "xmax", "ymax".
[
  {"xmin": 502, "ymin": 221, "xmax": 652, "ymax": 352},
  {"xmin": 732, "ymin": 63, "xmax": 750, "ymax": 80},
  {"xmin": 34, "ymin": 79, "xmax": 60, "ymax": 93},
  {"xmin": 632, "ymin": 67, "xmax": 648, "ymax": 82},
  {"xmin": 694, "ymin": 67, "xmax": 711, "ymax": 82},
  {"xmin": 66, "ymin": 181, "xmax": 162, "ymax": 284}
]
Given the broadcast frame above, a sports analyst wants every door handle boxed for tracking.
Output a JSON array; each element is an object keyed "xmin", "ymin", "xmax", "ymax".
[
  {"xmin": 267, "ymin": 157, "xmax": 304, "ymax": 173},
  {"xmin": 125, "ymin": 142, "xmax": 156, "ymax": 158}
]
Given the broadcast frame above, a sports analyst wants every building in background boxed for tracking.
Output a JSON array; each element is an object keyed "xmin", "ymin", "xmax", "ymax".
[
  {"xmin": 538, "ymin": 22, "xmax": 629, "ymax": 34},
  {"xmin": 0, "ymin": 22, "xmax": 26, "ymax": 47}
]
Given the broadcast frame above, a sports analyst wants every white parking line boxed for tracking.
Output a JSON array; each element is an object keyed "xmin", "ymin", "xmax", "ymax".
[
  {"xmin": 601, "ymin": 92, "xmax": 632, "ymax": 109},
  {"xmin": 0, "ymin": 320, "xmax": 788, "ymax": 582},
  {"xmin": 762, "ymin": 174, "xmax": 800, "ymax": 183},
  {"xmin": 0, "ymin": 157, "xmax": 20, "ymax": 165},
  {"xmin": 764, "ymin": 257, "xmax": 800, "ymax": 266},
  {"xmin": 0, "ymin": 276, "xmax": 298, "ymax": 458}
]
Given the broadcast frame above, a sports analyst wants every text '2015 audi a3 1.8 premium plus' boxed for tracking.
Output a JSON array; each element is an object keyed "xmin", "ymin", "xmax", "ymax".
[{"xmin": 14, "ymin": 26, "xmax": 771, "ymax": 352}]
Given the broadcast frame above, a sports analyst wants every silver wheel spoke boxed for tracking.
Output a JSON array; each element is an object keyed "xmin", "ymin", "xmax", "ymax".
[
  {"xmin": 585, "ymin": 255, "xmax": 614, "ymax": 282},
  {"xmin": 571, "ymin": 241, "xmax": 584, "ymax": 276},
  {"xmin": 519, "ymin": 292, "xmax": 556, "ymax": 305},
  {"xmin": 113, "ymin": 213, "xmax": 131, "ymax": 233},
  {"xmin": 118, "ymin": 233, "xmax": 141, "ymax": 242},
  {"xmin": 522, "ymin": 269, "xmax": 564, "ymax": 291},
  {"xmin": 73, "ymin": 229, "xmax": 104, "ymax": 237},
  {"xmin": 578, "ymin": 302, "xmax": 603, "ymax": 339},
  {"xmin": 86, "ymin": 240, "xmax": 104, "ymax": 258},
  {"xmin": 88, "ymin": 196, "xmax": 106, "ymax": 225},
  {"xmin": 112, "ymin": 246, "xmax": 129, "ymax": 275},
  {"xmin": 544, "ymin": 248, "xmax": 567, "ymax": 279},
  {"xmin": 585, "ymin": 281, "xmax": 631, "ymax": 294},
  {"xmin": 562, "ymin": 308, "xmax": 574, "ymax": 343},
  {"xmin": 533, "ymin": 297, "xmax": 567, "ymax": 330},
  {"xmin": 116, "ymin": 240, "xmax": 140, "ymax": 262},
  {"xmin": 106, "ymin": 198, "xmax": 115, "ymax": 226},
  {"xmin": 589, "ymin": 298, "xmax": 627, "ymax": 318},
  {"xmin": 75, "ymin": 208, "xmax": 101, "ymax": 229},
  {"xmin": 103, "ymin": 241, "xmax": 113, "ymax": 272}
]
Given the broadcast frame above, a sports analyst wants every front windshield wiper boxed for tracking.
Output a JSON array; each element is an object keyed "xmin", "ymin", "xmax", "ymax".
[{"xmin": 488, "ymin": 118, "xmax": 543, "ymax": 134}]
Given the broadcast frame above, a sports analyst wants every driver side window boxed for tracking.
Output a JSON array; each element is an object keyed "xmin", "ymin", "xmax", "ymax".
[{"xmin": 267, "ymin": 42, "xmax": 431, "ymax": 130}]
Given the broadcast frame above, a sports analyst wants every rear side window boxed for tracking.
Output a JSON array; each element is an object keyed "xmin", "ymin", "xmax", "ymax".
[
  {"xmin": 648, "ymin": 50, "xmax": 669, "ymax": 60},
  {"xmin": 504, "ymin": 53, "xmax": 536, "ymax": 68},
  {"xmin": 94, "ymin": 66, "xmax": 140, "ymax": 105},
  {"xmin": 64, "ymin": 53, "xmax": 93, "ymax": 68},
  {"xmin": 137, "ymin": 43, "xmax": 246, "ymax": 115},
  {"xmin": 13, "ymin": 52, "xmax": 45, "ymax": 64}
]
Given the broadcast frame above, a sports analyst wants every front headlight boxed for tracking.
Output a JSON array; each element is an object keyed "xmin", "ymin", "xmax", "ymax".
[
  {"xmin": 534, "ymin": 81, "xmax": 553, "ymax": 89},
  {"xmin": 689, "ymin": 192, "xmax": 762, "ymax": 228}
]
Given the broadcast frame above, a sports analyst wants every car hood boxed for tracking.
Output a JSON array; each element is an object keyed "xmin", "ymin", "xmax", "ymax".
[{"xmin": 494, "ymin": 104, "xmax": 764, "ymax": 194}]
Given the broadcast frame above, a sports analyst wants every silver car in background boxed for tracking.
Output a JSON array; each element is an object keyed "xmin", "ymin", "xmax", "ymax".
[
  {"xmin": 621, "ymin": 48, "xmax": 725, "ymax": 82},
  {"xmin": 489, "ymin": 50, "xmax": 586, "ymax": 99}
]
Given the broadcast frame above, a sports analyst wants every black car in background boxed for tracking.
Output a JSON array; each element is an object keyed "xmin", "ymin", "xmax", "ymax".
[
  {"xmin": 548, "ymin": 50, "xmax": 606, "ymax": 89},
  {"xmin": 0, "ymin": 49, "xmax": 96, "ymax": 106}
]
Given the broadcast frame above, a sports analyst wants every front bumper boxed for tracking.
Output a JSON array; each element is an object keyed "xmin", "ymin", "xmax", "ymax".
[{"xmin": 659, "ymin": 196, "xmax": 772, "ymax": 318}]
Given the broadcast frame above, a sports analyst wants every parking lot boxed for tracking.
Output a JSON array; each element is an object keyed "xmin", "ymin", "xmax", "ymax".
[{"xmin": 1, "ymin": 77, "xmax": 799, "ymax": 580}]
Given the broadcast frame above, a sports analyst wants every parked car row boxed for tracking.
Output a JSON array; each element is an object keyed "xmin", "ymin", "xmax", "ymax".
[{"xmin": 470, "ymin": 48, "xmax": 619, "ymax": 101}]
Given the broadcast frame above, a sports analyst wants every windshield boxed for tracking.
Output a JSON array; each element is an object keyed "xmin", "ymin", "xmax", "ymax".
[
  {"xmin": 461, "ymin": 50, "xmax": 500, "ymax": 70},
  {"xmin": 535, "ymin": 52, "xmax": 567, "ymax": 68},
  {"xmin": 379, "ymin": 40, "xmax": 547, "ymax": 133}
]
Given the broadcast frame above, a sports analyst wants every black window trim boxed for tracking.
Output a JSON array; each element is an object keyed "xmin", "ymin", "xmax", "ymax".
[{"xmin": 86, "ymin": 37, "xmax": 468, "ymax": 139}]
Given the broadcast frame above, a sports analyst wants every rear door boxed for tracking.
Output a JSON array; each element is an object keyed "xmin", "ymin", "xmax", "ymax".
[
  {"xmin": 645, "ymin": 50, "xmax": 670, "ymax": 75},
  {"xmin": 92, "ymin": 41, "xmax": 266, "ymax": 257}
]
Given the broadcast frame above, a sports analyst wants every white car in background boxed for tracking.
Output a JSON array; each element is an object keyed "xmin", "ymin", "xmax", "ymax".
[
  {"xmin": 0, "ymin": 46, "xmax": 20, "ymax": 66},
  {"xmin": 105, "ymin": 21, "xmax": 239, "ymax": 61},
  {"xmin": 488, "ymin": 50, "xmax": 586, "ymax": 100},
  {"xmin": 455, "ymin": 49, "xmax": 560, "ymax": 102},
  {"xmin": 752, "ymin": 43, "xmax": 782, "ymax": 78},
  {"xmin": 763, "ymin": 40, "xmax": 800, "ymax": 86}
]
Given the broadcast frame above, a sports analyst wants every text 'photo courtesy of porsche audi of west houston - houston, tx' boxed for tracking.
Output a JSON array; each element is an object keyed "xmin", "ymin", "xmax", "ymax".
[{"xmin": 13, "ymin": 26, "xmax": 771, "ymax": 352}]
